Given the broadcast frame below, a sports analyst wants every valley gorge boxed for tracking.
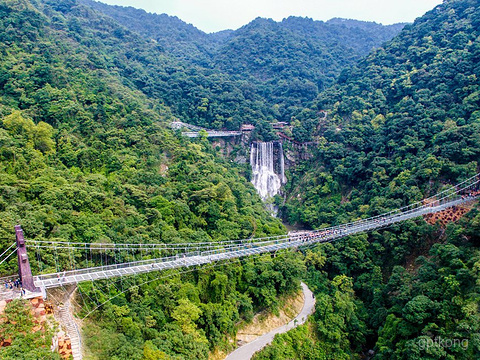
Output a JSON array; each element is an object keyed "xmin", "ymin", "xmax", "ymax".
[{"xmin": 0, "ymin": 0, "xmax": 480, "ymax": 359}]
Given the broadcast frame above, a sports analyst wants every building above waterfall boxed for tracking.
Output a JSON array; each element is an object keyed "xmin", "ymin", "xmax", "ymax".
[{"xmin": 241, "ymin": 124, "xmax": 255, "ymax": 131}]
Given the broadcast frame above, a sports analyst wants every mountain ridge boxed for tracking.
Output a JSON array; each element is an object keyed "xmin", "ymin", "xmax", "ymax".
[
  {"xmin": 2, "ymin": 0, "xmax": 479, "ymax": 359},
  {"xmin": 79, "ymin": 0, "xmax": 406, "ymax": 123}
]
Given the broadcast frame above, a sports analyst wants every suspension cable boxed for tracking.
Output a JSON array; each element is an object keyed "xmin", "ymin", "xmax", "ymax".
[
  {"xmin": 25, "ymin": 172, "xmax": 480, "ymax": 287},
  {"xmin": 0, "ymin": 247, "xmax": 18, "ymax": 266},
  {"xmin": 0, "ymin": 243, "xmax": 16, "ymax": 261}
]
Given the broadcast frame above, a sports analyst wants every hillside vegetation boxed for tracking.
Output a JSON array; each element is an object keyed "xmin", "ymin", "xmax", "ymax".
[
  {"xmin": 79, "ymin": 0, "xmax": 405, "ymax": 129},
  {"xmin": 256, "ymin": 0, "xmax": 480, "ymax": 358},
  {"xmin": 285, "ymin": 0, "xmax": 480, "ymax": 227},
  {"xmin": 1, "ymin": 0, "xmax": 480, "ymax": 359},
  {"xmin": 0, "ymin": 0, "xmax": 285, "ymax": 255},
  {"xmin": 0, "ymin": 1, "xmax": 294, "ymax": 356}
]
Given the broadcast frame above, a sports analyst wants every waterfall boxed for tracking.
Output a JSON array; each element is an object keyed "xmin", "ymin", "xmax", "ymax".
[{"xmin": 250, "ymin": 142, "xmax": 286, "ymax": 202}]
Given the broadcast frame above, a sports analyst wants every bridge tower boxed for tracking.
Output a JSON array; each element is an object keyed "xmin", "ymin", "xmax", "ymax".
[{"xmin": 15, "ymin": 225, "xmax": 39, "ymax": 293}]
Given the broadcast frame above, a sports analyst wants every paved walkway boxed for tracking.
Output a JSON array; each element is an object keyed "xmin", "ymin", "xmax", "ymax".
[
  {"xmin": 0, "ymin": 282, "xmax": 43, "ymax": 301},
  {"xmin": 225, "ymin": 282, "xmax": 316, "ymax": 360}
]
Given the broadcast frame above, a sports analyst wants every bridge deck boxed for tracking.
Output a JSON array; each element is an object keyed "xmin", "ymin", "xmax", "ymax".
[
  {"xmin": 33, "ymin": 196, "xmax": 475, "ymax": 289},
  {"xmin": 183, "ymin": 131, "xmax": 242, "ymax": 138}
]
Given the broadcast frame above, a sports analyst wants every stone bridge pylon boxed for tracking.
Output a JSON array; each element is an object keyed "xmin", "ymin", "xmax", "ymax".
[{"xmin": 15, "ymin": 225, "xmax": 40, "ymax": 293}]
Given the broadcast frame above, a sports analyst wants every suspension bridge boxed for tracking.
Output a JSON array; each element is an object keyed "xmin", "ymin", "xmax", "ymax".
[
  {"xmin": 170, "ymin": 121, "xmax": 242, "ymax": 138},
  {"xmin": 1, "ymin": 173, "xmax": 480, "ymax": 299}
]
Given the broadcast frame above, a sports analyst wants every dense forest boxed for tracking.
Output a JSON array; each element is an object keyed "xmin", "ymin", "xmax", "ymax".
[
  {"xmin": 0, "ymin": 0, "xmax": 285, "ymax": 250},
  {"xmin": 0, "ymin": 0, "xmax": 480, "ymax": 359},
  {"xmin": 79, "ymin": 0, "xmax": 405, "ymax": 129},
  {"xmin": 0, "ymin": 0, "xmax": 288, "ymax": 357},
  {"xmin": 264, "ymin": 0, "xmax": 480, "ymax": 358},
  {"xmin": 284, "ymin": 0, "xmax": 480, "ymax": 230}
]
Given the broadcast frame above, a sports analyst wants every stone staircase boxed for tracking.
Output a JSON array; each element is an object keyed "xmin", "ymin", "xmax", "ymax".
[{"xmin": 56, "ymin": 298, "xmax": 82, "ymax": 360}]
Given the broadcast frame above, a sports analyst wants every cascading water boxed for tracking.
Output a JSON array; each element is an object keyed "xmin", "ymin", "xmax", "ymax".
[{"xmin": 250, "ymin": 142, "xmax": 286, "ymax": 210}]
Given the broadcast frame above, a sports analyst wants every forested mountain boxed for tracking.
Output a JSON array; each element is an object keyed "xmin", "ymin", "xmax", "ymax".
[
  {"xmin": 212, "ymin": 17, "xmax": 400, "ymax": 114},
  {"xmin": 79, "ymin": 0, "xmax": 406, "ymax": 123},
  {"xmin": 2, "ymin": 0, "xmax": 286, "ymax": 138},
  {"xmin": 285, "ymin": 0, "xmax": 480, "ymax": 227},
  {"xmin": 78, "ymin": 0, "xmax": 218, "ymax": 65},
  {"xmin": 0, "ymin": 0, "xmax": 293, "ymax": 267},
  {"xmin": 260, "ymin": 0, "xmax": 480, "ymax": 358},
  {"xmin": 0, "ymin": 1, "xmax": 298, "ymax": 357},
  {"xmin": 1, "ymin": 0, "xmax": 480, "ymax": 359},
  {"xmin": 216, "ymin": 16, "xmax": 405, "ymax": 84}
]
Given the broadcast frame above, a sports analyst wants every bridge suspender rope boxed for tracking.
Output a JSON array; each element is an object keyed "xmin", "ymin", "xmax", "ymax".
[
  {"xmin": 5, "ymin": 173, "xmax": 480, "ymax": 293},
  {"xmin": 0, "ymin": 243, "xmax": 17, "ymax": 266}
]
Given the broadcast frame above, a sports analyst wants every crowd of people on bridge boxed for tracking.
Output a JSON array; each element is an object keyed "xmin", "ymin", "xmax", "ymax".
[
  {"xmin": 287, "ymin": 190, "xmax": 480, "ymax": 247},
  {"xmin": 4, "ymin": 278, "xmax": 26, "ymax": 297},
  {"xmin": 293, "ymin": 217, "xmax": 391, "ymax": 244},
  {"xmin": 461, "ymin": 190, "xmax": 480, "ymax": 200},
  {"xmin": 295, "ymin": 227, "xmax": 345, "ymax": 243}
]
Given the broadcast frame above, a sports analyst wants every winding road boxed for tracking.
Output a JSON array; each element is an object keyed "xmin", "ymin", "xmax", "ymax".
[{"xmin": 225, "ymin": 282, "xmax": 316, "ymax": 360}]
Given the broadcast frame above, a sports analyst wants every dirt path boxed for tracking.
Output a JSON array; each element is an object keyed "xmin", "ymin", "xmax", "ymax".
[{"xmin": 225, "ymin": 282, "xmax": 315, "ymax": 360}]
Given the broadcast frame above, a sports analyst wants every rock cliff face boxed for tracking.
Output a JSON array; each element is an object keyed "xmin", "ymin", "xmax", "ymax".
[
  {"xmin": 282, "ymin": 142, "xmax": 316, "ymax": 170},
  {"xmin": 211, "ymin": 137, "xmax": 242, "ymax": 158},
  {"xmin": 209, "ymin": 136, "xmax": 316, "ymax": 219}
]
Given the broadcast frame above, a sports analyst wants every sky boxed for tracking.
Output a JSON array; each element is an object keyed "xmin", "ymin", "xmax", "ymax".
[{"xmin": 97, "ymin": 0, "xmax": 444, "ymax": 33}]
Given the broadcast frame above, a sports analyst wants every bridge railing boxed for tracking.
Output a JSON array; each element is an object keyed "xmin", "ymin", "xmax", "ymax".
[
  {"xmin": 317, "ymin": 174, "xmax": 479, "ymax": 235},
  {"xmin": 32, "ymin": 195, "xmax": 478, "ymax": 289},
  {"xmin": 28, "ymin": 233, "xmax": 295, "ymax": 252},
  {"xmin": 30, "ymin": 194, "xmax": 478, "ymax": 283},
  {"xmin": 27, "ymin": 171, "xmax": 480, "ymax": 258},
  {"xmin": 33, "ymin": 234, "xmax": 313, "ymax": 284},
  {"xmin": 34, "ymin": 253, "xmax": 192, "ymax": 284},
  {"xmin": 28, "ymin": 173, "xmax": 480, "ymax": 288}
]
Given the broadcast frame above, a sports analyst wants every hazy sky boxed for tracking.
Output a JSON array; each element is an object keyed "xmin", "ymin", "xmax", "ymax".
[{"xmin": 97, "ymin": 0, "xmax": 444, "ymax": 33}]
